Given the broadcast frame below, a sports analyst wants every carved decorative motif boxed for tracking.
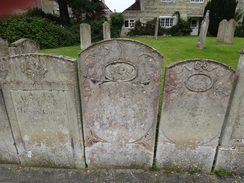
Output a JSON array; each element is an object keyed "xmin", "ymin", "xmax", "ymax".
[
  {"xmin": 86, "ymin": 130, "xmax": 108, "ymax": 147},
  {"xmin": 21, "ymin": 61, "xmax": 48, "ymax": 81}
]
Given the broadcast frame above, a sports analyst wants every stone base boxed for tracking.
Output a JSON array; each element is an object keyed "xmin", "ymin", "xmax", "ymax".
[
  {"xmin": 214, "ymin": 147, "xmax": 244, "ymax": 174},
  {"xmin": 156, "ymin": 142, "xmax": 216, "ymax": 173}
]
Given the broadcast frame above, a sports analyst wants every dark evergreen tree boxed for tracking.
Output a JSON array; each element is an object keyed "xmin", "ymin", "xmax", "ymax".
[
  {"xmin": 57, "ymin": 0, "xmax": 71, "ymax": 25},
  {"xmin": 204, "ymin": 0, "xmax": 238, "ymax": 36}
]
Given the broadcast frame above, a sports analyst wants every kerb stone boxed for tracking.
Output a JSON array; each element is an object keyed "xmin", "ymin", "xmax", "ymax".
[
  {"xmin": 79, "ymin": 39, "xmax": 163, "ymax": 168},
  {"xmin": 80, "ymin": 23, "xmax": 91, "ymax": 49}
]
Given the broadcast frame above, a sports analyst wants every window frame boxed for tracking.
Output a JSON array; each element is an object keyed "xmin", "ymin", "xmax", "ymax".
[
  {"xmin": 124, "ymin": 19, "xmax": 135, "ymax": 28},
  {"xmin": 161, "ymin": 0, "xmax": 175, "ymax": 2},
  {"xmin": 159, "ymin": 16, "xmax": 176, "ymax": 28},
  {"xmin": 190, "ymin": 0, "xmax": 204, "ymax": 3}
]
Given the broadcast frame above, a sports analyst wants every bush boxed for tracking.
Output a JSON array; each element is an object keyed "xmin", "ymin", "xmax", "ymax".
[{"xmin": 110, "ymin": 13, "xmax": 124, "ymax": 38}]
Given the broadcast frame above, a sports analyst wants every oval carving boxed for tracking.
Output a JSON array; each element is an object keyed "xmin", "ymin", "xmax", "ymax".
[
  {"xmin": 105, "ymin": 61, "xmax": 137, "ymax": 82},
  {"xmin": 185, "ymin": 74, "xmax": 212, "ymax": 92}
]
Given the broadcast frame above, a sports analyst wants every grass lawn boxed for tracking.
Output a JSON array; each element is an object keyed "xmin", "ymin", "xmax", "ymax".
[{"xmin": 41, "ymin": 36, "xmax": 244, "ymax": 70}]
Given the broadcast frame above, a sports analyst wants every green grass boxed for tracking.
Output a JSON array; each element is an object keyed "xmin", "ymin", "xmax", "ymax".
[{"xmin": 41, "ymin": 36, "xmax": 243, "ymax": 70}]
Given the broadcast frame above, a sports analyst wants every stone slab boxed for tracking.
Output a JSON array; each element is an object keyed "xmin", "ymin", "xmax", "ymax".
[
  {"xmin": 217, "ymin": 19, "xmax": 228, "ymax": 43},
  {"xmin": 79, "ymin": 39, "xmax": 163, "ymax": 168},
  {"xmin": 196, "ymin": 10, "xmax": 209, "ymax": 49},
  {"xmin": 80, "ymin": 23, "xmax": 91, "ymax": 50},
  {"xmin": 103, "ymin": 21, "xmax": 111, "ymax": 40},
  {"xmin": 8, "ymin": 38, "xmax": 40, "ymax": 55},
  {"xmin": 157, "ymin": 59, "xmax": 235, "ymax": 173},
  {"xmin": 0, "ymin": 54, "xmax": 85, "ymax": 168},
  {"xmin": 224, "ymin": 19, "xmax": 237, "ymax": 44}
]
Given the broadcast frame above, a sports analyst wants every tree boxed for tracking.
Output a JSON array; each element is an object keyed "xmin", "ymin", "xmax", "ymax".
[
  {"xmin": 57, "ymin": 0, "xmax": 71, "ymax": 25},
  {"xmin": 204, "ymin": 0, "xmax": 238, "ymax": 36}
]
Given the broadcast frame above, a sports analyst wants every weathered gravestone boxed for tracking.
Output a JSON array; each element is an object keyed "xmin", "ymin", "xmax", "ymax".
[
  {"xmin": 196, "ymin": 10, "xmax": 210, "ymax": 49},
  {"xmin": 0, "ymin": 90, "xmax": 19, "ymax": 164},
  {"xmin": 217, "ymin": 19, "xmax": 228, "ymax": 42},
  {"xmin": 215, "ymin": 48, "xmax": 244, "ymax": 173},
  {"xmin": 156, "ymin": 59, "xmax": 235, "ymax": 172},
  {"xmin": 154, "ymin": 17, "xmax": 159, "ymax": 40},
  {"xmin": 80, "ymin": 39, "xmax": 163, "ymax": 168},
  {"xmin": 80, "ymin": 23, "xmax": 91, "ymax": 50},
  {"xmin": 103, "ymin": 21, "xmax": 111, "ymax": 40},
  {"xmin": 9, "ymin": 38, "xmax": 40, "ymax": 55},
  {"xmin": 224, "ymin": 19, "xmax": 237, "ymax": 44},
  {"xmin": 0, "ymin": 37, "xmax": 9, "ymax": 58},
  {"xmin": 0, "ymin": 54, "xmax": 85, "ymax": 168}
]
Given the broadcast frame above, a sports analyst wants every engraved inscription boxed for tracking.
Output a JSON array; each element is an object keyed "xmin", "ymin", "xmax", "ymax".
[
  {"xmin": 105, "ymin": 61, "xmax": 137, "ymax": 81},
  {"xmin": 185, "ymin": 74, "xmax": 213, "ymax": 92}
]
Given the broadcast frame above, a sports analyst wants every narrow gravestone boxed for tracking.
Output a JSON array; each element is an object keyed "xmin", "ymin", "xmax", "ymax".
[
  {"xmin": 196, "ymin": 10, "xmax": 210, "ymax": 49},
  {"xmin": 215, "ymin": 48, "xmax": 244, "ymax": 173},
  {"xmin": 154, "ymin": 17, "xmax": 159, "ymax": 40},
  {"xmin": 9, "ymin": 38, "xmax": 40, "ymax": 56},
  {"xmin": 80, "ymin": 39, "xmax": 163, "ymax": 168},
  {"xmin": 80, "ymin": 23, "xmax": 91, "ymax": 50},
  {"xmin": 0, "ymin": 37, "xmax": 9, "ymax": 58},
  {"xmin": 0, "ymin": 90, "xmax": 19, "ymax": 164},
  {"xmin": 103, "ymin": 21, "xmax": 111, "ymax": 40},
  {"xmin": 156, "ymin": 59, "xmax": 235, "ymax": 172},
  {"xmin": 217, "ymin": 19, "xmax": 228, "ymax": 43},
  {"xmin": 224, "ymin": 19, "xmax": 237, "ymax": 44},
  {"xmin": 0, "ymin": 54, "xmax": 85, "ymax": 168}
]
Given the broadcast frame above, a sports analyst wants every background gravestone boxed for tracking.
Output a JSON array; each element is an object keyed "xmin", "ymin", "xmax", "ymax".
[
  {"xmin": 196, "ymin": 10, "xmax": 210, "ymax": 49},
  {"xmin": 215, "ymin": 48, "xmax": 244, "ymax": 173},
  {"xmin": 80, "ymin": 23, "xmax": 91, "ymax": 50},
  {"xmin": 80, "ymin": 39, "xmax": 163, "ymax": 168},
  {"xmin": 0, "ymin": 54, "xmax": 85, "ymax": 168},
  {"xmin": 103, "ymin": 21, "xmax": 111, "ymax": 40},
  {"xmin": 224, "ymin": 19, "xmax": 237, "ymax": 44},
  {"xmin": 217, "ymin": 19, "xmax": 228, "ymax": 42},
  {"xmin": 8, "ymin": 38, "xmax": 40, "ymax": 55},
  {"xmin": 156, "ymin": 59, "xmax": 235, "ymax": 172},
  {"xmin": 0, "ymin": 37, "xmax": 9, "ymax": 58}
]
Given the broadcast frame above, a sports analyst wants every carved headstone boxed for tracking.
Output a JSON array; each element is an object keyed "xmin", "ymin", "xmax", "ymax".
[
  {"xmin": 0, "ymin": 54, "xmax": 85, "ymax": 168},
  {"xmin": 0, "ymin": 37, "xmax": 9, "ymax": 58},
  {"xmin": 9, "ymin": 38, "xmax": 40, "ymax": 55},
  {"xmin": 156, "ymin": 59, "xmax": 235, "ymax": 172},
  {"xmin": 0, "ymin": 90, "xmax": 19, "ymax": 163},
  {"xmin": 215, "ymin": 48, "xmax": 244, "ymax": 173},
  {"xmin": 103, "ymin": 21, "xmax": 111, "ymax": 40},
  {"xmin": 80, "ymin": 39, "xmax": 163, "ymax": 168},
  {"xmin": 154, "ymin": 17, "xmax": 159, "ymax": 40},
  {"xmin": 217, "ymin": 19, "xmax": 228, "ymax": 43},
  {"xmin": 80, "ymin": 23, "xmax": 91, "ymax": 50},
  {"xmin": 224, "ymin": 19, "xmax": 237, "ymax": 44},
  {"xmin": 196, "ymin": 10, "xmax": 210, "ymax": 49}
]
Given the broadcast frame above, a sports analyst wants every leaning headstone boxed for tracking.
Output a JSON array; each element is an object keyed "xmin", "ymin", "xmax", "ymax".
[
  {"xmin": 215, "ymin": 48, "xmax": 244, "ymax": 173},
  {"xmin": 0, "ymin": 90, "xmax": 19, "ymax": 164},
  {"xmin": 196, "ymin": 10, "xmax": 210, "ymax": 49},
  {"xmin": 224, "ymin": 19, "xmax": 237, "ymax": 44},
  {"xmin": 0, "ymin": 37, "xmax": 9, "ymax": 58},
  {"xmin": 9, "ymin": 38, "xmax": 40, "ymax": 55},
  {"xmin": 156, "ymin": 59, "xmax": 235, "ymax": 172},
  {"xmin": 154, "ymin": 17, "xmax": 159, "ymax": 40},
  {"xmin": 80, "ymin": 23, "xmax": 91, "ymax": 50},
  {"xmin": 103, "ymin": 21, "xmax": 111, "ymax": 40},
  {"xmin": 217, "ymin": 19, "xmax": 228, "ymax": 42},
  {"xmin": 0, "ymin": 54, "xmax": 85, "ymax": 168},
  {"xmin": 80, "ymin": 39, "xmax": 163, "ymax": 168}
]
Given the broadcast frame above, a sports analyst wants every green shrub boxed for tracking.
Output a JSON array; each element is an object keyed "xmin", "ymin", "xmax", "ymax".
[{"xmin": 110, "ymin": 13, "xmax": 124, "ymax": 38}]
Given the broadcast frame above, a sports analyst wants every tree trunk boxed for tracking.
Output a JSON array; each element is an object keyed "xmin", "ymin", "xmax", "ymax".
[{"xmin": 57, "ymin": 0, "xmax": 71, "ymax": 25}]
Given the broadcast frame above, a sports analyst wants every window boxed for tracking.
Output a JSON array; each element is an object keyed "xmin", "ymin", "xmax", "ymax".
[
  {"xmin": 191, "ymin": 20, "xmax": 198, "ymax": 28},
  {"xmin": 190, "ymin": 0, "xmax": 204, "ymax": 3},
  {"xmin": 161, "ymin": 0, "xmax": 175, "ymax": 2},
  {"xmin": 159, "ymin": 17, "xmax": 175, "ymax": 28},
  {"xmin": 124, "ymin": 19, "xmax": 135, "ymax": 28}
]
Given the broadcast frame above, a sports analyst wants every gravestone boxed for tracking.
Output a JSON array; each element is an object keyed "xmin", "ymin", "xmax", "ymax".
[
  {"xmin": 154, "ymin": 17, "xmax": 159, "ymax": 40},
  {"xmin": 156, "ymin": 59, "xmax": 235, "ymax": 172},
  {"xmin": 79, "ymin": 39, "xmax": 163, "ymax": 168},
  {"xmin": 9, "ymin": 38, "xmax": 40, "ymax": 55},
  {"xmin": 196, "ymin": 10, "xmax": 210, "ymax": 49},
  {"xmin": 215, "ymin": 48, "xmax": 244, "ymax": 173},
  {"xmin": 224, "ymin": 19, "xmax": 237, "ymax": 44},
  {"xmin": 217, "ymin": 19, "xmax": 228, "ymax": 42},
  {"xmin": 0, "ymin": 54, "xmax": 85, "ymax": 168},
  {"xmin": 80, "ymin": 23, "xmax": 91, "ymax": 49},
  {"xmin": 0, "ymin": 37, "xmax": 9, "ymax": 58},
  {"xmin": 0, "ymin": 90, "xmax": 19, "ymax": 164},
  {"xmin": 103, "ymin": 21, "xmax": 111, "ymax": 40}
]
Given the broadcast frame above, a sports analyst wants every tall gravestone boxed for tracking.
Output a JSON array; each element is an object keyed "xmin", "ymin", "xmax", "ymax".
[
  {"xmin": 80, "ymin": 39, "xmax": 163, "ymax": 168},
  {"xmin": 215, "ymin": 48, "xmax": 244, "ymax": 173},
  {"xmin": 224, "ymin": 19, "xmax": 237, "ymax": 44},
  {"xmin": 196, "ymin": 11, "xmax": 210, "ymax": 49},
  {"xmin": 156, "ymin": 59, "xmax": 235, "ymax": 172},
  {"xmin": 103, "ymin": 21, "xmax": 111, "ymax": 40},
  {"xmin": 217, "ymin": 19, "xmax": 228, "ymax": 42},
  {"xmin": 0, "ymin": 54, "xmax": 85, "ymax": 168},
  {"xmin": 154, "ymin": 17, "xmax": 159, "ymax": 40},
  {"xmin": 80, "ymin": 23, "xmax": 91, "ymax": 50},
  {"xmin": 0, "ymin": 37, "xmax": 9, "ymax": 58},
  {"xmin": 9, "ymin": 38, "xmax": 40, "ymax": 55}
]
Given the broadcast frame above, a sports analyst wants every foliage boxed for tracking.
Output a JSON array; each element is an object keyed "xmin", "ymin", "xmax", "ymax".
[
  {"xmin": 204, "ymin": 0, "xmax": 238, "ymax": 36},
  {"xmin": 110, "ymin": 13, "xmax": 124, "ymax": 38}
]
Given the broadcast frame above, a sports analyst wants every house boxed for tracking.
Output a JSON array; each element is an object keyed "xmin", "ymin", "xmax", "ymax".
[{"xmin": 122, "ymin": 0, "xmax": 210, "ymax": 36}]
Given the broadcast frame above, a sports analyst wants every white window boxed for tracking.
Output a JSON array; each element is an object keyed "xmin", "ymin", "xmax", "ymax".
[
  {"xmin": 124, "ymin": 19, "xmax": 135, "ymax": 28},
  {"xmin": 161, "ymin": 0, "xmax": 175, "ymax": 2},
  {"xmin": 190, "ymin": 0, "xmax": 204, "ymax": 3},
  {"xmin": 159, "ymin": 16, "xmax": 175, "ymax": 28}
]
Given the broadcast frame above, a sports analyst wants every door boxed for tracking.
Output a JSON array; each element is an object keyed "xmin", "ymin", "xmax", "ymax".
[{"xmin": 190, "ymin": 19, "xmax": 199, "ymax": 36}]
